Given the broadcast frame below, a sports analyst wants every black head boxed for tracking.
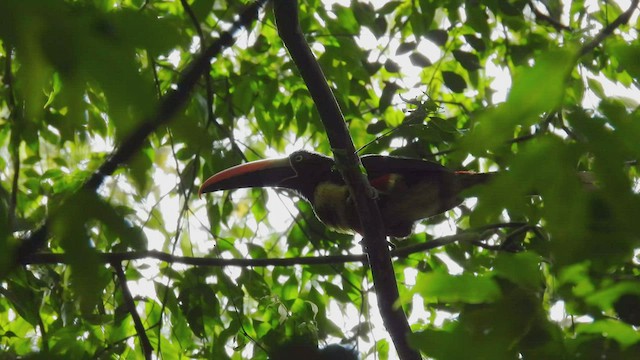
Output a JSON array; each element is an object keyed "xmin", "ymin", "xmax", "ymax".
[
  {"xmin": 199, "ymin": 150, "xmax": 336, "ymax": 200},
  {"xmin": 279, "ymin": 150, "xmax": 336, "ymax": 199}
]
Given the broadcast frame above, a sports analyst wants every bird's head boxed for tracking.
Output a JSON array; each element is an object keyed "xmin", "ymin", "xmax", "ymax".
[{"xmin": 199, "ymin": 150, "xmax": 336, "ymax": 200}]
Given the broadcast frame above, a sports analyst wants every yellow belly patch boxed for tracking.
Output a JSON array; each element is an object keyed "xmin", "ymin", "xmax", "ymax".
[{"xmin": 312, "ymin": 183, "xmax": 355, "ymax": 233}]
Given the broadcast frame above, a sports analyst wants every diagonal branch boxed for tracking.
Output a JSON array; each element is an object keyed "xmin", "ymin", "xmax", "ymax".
[
  {"xmin": 579, "ymin": 0, "xmax": 639, "ymax": 57},
  {"xmin": 112, "ymin": 261, "xmax": 153, "ymax": 360},
  {"xmin": 527, "ymin": 1, "xmax": 572, "ymax": 32},
  {"xmin": 273, "ymin": 2, "xmax": 421, "ymax": 359},
  {"xmin": 12, "ymin": 0, "xmax": 268, "ymax": 268}
]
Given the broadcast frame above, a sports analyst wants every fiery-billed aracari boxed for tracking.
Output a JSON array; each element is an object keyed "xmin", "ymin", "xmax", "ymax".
[{"xmin": 199, "ymin": 150, "xmax": 494, "ymax": 237}]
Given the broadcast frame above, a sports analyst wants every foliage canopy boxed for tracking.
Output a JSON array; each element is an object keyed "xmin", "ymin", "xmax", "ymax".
[{"xmin": 1, "ymin": 0, "xmax": 639, "ymax": 359}]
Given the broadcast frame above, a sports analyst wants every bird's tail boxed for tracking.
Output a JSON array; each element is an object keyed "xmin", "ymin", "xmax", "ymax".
[
  {"xmin": 455, "ymin": 170, "xmax": 596, "ymax": 194},
  {"xmin": 455, "ymin": 171, "xmax": 497, "ymax": 191}
]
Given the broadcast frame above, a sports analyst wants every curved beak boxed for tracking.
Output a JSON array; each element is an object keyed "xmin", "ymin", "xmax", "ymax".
[{"xmin": 199, "ymin": 157, "xmax": 296, "ymax": 197}]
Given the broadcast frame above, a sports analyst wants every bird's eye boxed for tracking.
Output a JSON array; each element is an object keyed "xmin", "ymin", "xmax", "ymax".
[{"xmin": 293, "ymin": 154, "xmax": 304, "ymax": 162}]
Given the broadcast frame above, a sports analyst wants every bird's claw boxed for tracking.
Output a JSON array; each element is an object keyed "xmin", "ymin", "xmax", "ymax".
[{"xmin": 367, "ymin": 185, "xmax": 379, "ymax": 200}]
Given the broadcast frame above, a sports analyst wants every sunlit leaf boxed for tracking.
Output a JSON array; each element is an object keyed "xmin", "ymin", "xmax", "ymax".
[
  {"xmin": 396, "ymin": 42, "xmax": 417, "ymax": 55},
  {"xmin": 492, "ymin": 252, "xmax": 543, "ymax": 291},
  {"xmin": 424, "ymin": 29, "xmax": 448, "ymax": 46},
  {"xmin": 576, "ymin": 320, "xmax": 640, "ymax": 348},
  {"xmin": 407, "ymin": 271, "xmax": 502, "ymax": 304},
  {"xmin": 409, "ymin": 52, "xmax": 432, "ymax": 67},
  {"xmin": 384, "ymin": 59, "xmax": 400, "ymax": 73}
]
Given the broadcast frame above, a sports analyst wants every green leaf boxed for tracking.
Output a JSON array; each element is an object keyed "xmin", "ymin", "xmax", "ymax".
[
  {"xmin": 379, "ymin": 81, "xmax": 400, "ymax": 112},
  {"xmin": 442, "ymin": 71, "xmax": 467, "ymax": 93},
  {"xmin": 409, "ymin": 52, "xmax": 432, "ymax": 67},
  {"xmin": 321, "ymin": 281, "xmax": 351, "ymax": 303},
  {"xmin": 379, "ymin": 1, "xmax": 403, "ymax": 15},
  {"xmin": 52, "ymin": 191, "xmax": 110, "ymax": 312},
  {"xmin": 463, "ymin": 34, "xmax": 486, "ymax": 52},
  {"xmin": 462, "ymin": 48, "xmax": 576, "ymax": 152},
  {"xmin": 3, "ymin": 277, "xmax": 41, "ymax": 326},
  {"xmin": 109, "ymin": 10, "xmax": 184, "ymax": 56},
  {"xmin": 508, "ymin": 48, "xmax": 575, "ymax": 111},
  {"xmin": 396, "ymin": 41, "xmax": 417, "ymax": 55},
  {"xmin": 373, "ymin": 16, "xmax": 388, "ymax": 38},
  {"xmin": 281, "ymin": 277, "xmax": 299, "ymax": 301},
  {"xmin": 384, "ymin": 59, "xmax": 400, "ymax": 73},
  {"xmin": 498, "ymin": 0, "xmax": 524, "ymax": 16},
  {"xmin": 353, "ymin": 2, "xmax": 375, "ymax": 27},
  {"xmin": 586, "ymin": 282, "xmax": 640, "ymax": 310},
  {"xmin": 191, "ymin": 0, "xmax": 214, "ymax": 23},
  {"xmin": 452, "ymin": 50, "xmax": 481, "ymax": 71},
  {"xmin": 466, "ymin": 6, "xmax": 491, "ymax": 37},
  {"xmin": 232, "ymin": 76, "xmax": 255, "ymax": 114},
  {"xmin": 239, "ymin": 269, "xmax": 271, "ymax": 299},
  {"xmin": 587, "ymin": 77, "xmax": 606, "ymax": 99},
  {"xmin": 332, "ymin": 5, "xmax": 359, "ymax": 33},
  {"xmin": 127, "ymin": 147, "xmax": 153, "ymax": 193},
  {"xmin": 424, "ymin": 29, "xmax": 448, "ymax": 46},
  {"xmin": 493, "ymin": 252, "xmax": 543, "ymax": 290},
  {"xmin": 366, "ymin": 121, "xmax": 387, "ymax": 134},
  {"xmin": 407, "ymin": 271, "xmax": 502, "ymax": 304},
  {"xmin": 576, "ymin": 320, "xmax": 640, "ymax": 348},
  {"xmin": 609, "ymin": 39, "xmax": 640, "ymax": 79}
]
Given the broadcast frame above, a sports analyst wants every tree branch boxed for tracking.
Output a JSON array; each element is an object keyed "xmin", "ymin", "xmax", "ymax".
[
  {"xmin": 21, "ymin": 231, "xmax": 487, "ymax": 267},
  {"xmin": 273, "ymin": 3, "xmax": 420, "ymax": 358},
  {"xmin": 112, "ymin": 261, "xmax": 153, "ymax": 360},
  {"xmin": 579, "ymin": 0, "xmax": 639, "ymax": 57},
  {"xmin": 3, "ymin": 43, "xmax": 20, "ymax": 232},
  {"xmin": 24, "ymin": 249, "xmax": 366, "ymax": 267},
  {"xmin": 12, "ymin": 0, "xmax": 268, "ymax": 268},
  {"xmin": 527, "ymin": 1, "xmax": 572, "ymax": 32}
]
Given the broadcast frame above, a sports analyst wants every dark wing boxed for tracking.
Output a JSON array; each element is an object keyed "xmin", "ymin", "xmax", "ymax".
[
  {"xmin": 361, "ymin": 155, "xmax": 452, "ymax": 189},
  {"xmin": 361, "ymin": 155, "xmax": 451, "ymax": 175}
]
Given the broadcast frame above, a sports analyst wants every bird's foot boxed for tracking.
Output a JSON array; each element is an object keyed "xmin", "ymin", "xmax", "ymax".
[{"xmin": 366, "ymin": 185, "xmax": 379, "ymax": 200}]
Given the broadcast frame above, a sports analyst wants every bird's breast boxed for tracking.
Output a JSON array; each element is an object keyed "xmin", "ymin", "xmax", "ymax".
[
  {"xmin": 309, "ymin": 173, "xmax": 464, "ymax": 237},
  {"xmin": 311, "ymin": 182, "xmax": 359, "ymax": 234}
]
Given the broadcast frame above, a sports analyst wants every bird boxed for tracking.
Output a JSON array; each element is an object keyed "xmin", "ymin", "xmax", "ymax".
[
  {"xmin": 199, "ymin": 150, "xmax": 494, "ymax": 238},
  {"xmin": 268, "ymin": 338, "xmax": 359, "ymax": 360}
]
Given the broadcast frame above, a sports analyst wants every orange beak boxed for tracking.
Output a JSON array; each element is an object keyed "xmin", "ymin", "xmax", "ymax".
[{"xmin": 199, "ymin": 157, "xmax": 296, "ymax": 198}]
